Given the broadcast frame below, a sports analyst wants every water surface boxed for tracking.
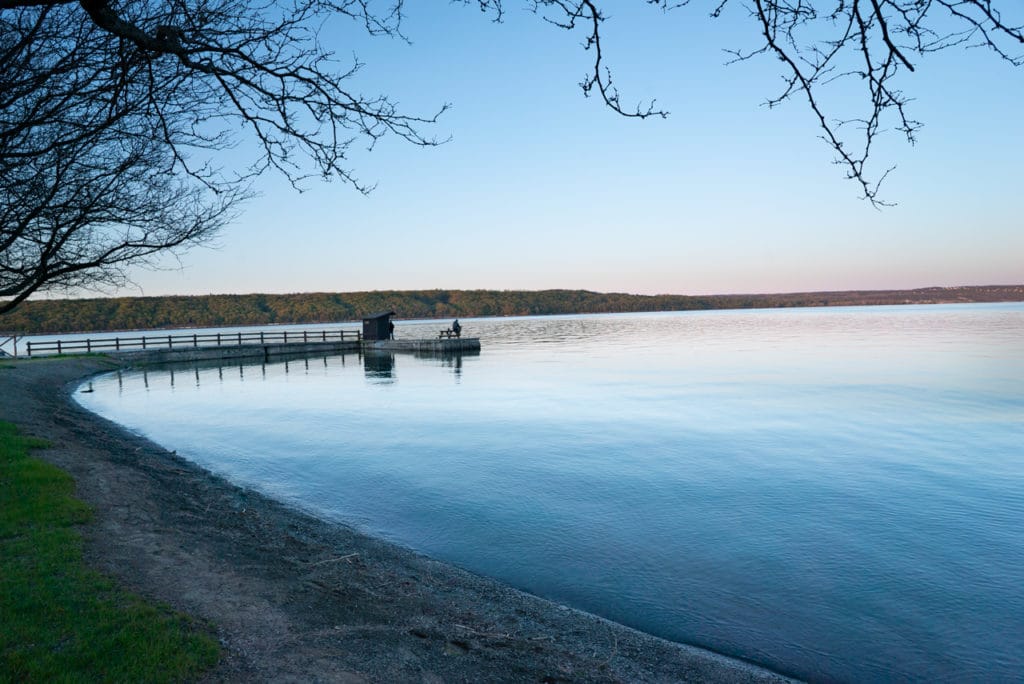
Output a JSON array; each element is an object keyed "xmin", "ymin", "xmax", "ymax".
[{"xmin": 78, "ymin": 304, "xmax": 1024, "ymax": 681}]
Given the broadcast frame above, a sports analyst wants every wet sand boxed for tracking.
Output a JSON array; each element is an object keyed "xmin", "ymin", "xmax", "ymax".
[{"xmin": 1, "ymin": 356, "xmax": 796, "ymax": 682}]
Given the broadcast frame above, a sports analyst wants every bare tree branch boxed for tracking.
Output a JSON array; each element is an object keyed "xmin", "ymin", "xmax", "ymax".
[{"xmin": 2, "ymin": 0, "xmax": 448, "ymax": 308}]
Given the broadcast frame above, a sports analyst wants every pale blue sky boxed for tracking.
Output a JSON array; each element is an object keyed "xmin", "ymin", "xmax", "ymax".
[{"xmin": 136, "ymin": 3, "xmax": 1023, "ymax": 297}]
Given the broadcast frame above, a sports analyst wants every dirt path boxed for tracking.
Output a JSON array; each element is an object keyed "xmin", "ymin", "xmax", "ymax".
[{"xmin": 1, "ymin": 357, "xmax": 796, "ymax": 683}]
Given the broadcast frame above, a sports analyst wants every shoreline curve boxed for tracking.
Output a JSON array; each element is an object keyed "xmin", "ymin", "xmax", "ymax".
[{"xmin": 1, "ymin": 356, "xmax": 797, "ymax": 683}]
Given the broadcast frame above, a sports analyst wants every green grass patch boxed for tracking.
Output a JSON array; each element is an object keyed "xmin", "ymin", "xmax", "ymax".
[{"xmin": 0, "ymin": 421, "xmax": 219, "ymax": 682}]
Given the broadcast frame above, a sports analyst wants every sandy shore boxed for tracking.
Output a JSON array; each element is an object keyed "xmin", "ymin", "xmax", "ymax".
[{"xmin": 1, "ymin": 356, "xmax": 796, "ymax": 683}]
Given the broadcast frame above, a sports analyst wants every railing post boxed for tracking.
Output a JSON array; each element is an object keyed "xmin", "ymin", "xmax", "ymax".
[
  {"xmin": 142, "ymin": 337, "xmax": 146, "ymax": 349},
  {"xmin": 193, "ymin": 334, "xmax": 197, "ymax": 347},
  {"xmin": 26, "ymin": 341, "xmax": 32, "ymax": 357},
  {"xmin": 86, "ymin": 339, "xmax": 91, "ymax": 353},
  {"xmin": 303, "ymin": 331, "xmax": 308, "ymax": 343},
  {"xmin": 216, "ymin": 333, "xmax": 221, "ymax": 346},
  {"xmin": 284, "ymin": 331, "xmax": 288, "ymax": 343},
  {"xmin": 260, "ymin": 332, "xmax": 264, "ymax": 344},
  {"xmin": 115, "ymin": 338, "xmax": 120, "ymax": 351},
  {"xmin": 168, "ymin": 335, "xmax": 173, "ymax": 349},
  {"xmin": 57, "ymin": 340, "xmax": 62, "ymax": 354},
  {"xmin": 237, "ymin": 332, "xmax": 242, "ymax": 346}
]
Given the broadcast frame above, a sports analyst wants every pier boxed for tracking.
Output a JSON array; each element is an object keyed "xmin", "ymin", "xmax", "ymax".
[
  {"xmin": 13, "ymin": 326, "xmax": 479, "ymax": 363},
  {"xmin": 364, "ymin": 338, "xmax": 480, "ymax": 353}
]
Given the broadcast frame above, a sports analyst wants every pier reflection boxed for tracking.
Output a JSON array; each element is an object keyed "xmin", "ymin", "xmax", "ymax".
[
  {"xmin": 414, "ymin": 349, "xmax": 477, "ymax": 383},
  {"xmin": 103, "ymin": 346, "xmax": 475, "ymax": 394},
  {"xmin": 111, "ymin": 350, "xmax": 356, "ymax": 393},
  {"xmin": 363, "ymin": 351, "xmax": 395, "ymax": 383}
]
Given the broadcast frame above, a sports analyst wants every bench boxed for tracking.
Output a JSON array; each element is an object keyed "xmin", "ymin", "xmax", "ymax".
[{"xmin": 438, "ymin": 329, "xmax": 461, "ymax": 339}]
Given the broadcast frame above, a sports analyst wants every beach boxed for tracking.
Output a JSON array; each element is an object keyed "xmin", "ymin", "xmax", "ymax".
[{"xmin": 1, "ymin": 356, "xmax": 794, "ymax": 682}]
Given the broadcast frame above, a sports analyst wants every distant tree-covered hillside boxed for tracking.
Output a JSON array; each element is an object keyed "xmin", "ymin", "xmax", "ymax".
[{"xmin": 2, "ymin": 286, "xmax": 1021, "ymax": 335}]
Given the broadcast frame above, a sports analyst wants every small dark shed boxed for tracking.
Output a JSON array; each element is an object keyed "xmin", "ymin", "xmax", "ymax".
[{"xmin": 361, "ymin": 310, "xmax": 396, "ymax": 341}]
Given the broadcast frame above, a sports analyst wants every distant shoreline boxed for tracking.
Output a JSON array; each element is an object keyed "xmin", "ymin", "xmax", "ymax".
[{"xmin": 4, "ymin": 284, "xmax": 1023, "ymax": 336}]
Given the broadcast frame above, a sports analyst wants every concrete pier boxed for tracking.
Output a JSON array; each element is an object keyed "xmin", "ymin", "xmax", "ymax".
[
  {"xmin": 106, "ymin": 337, "xmax": 479, "ymax": 365},
  {"xmin": 109, "ymin": 340, "xmax": 361, "ymax": 364},
  {"xmin": 364, "ymin": 338, "xmax": 481, "ymax": 353}
]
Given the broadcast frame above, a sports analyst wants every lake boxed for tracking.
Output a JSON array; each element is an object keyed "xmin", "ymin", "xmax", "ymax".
[{"xmin": 76, "ymin": 303, "xmax": 1024, "ymax": 681}]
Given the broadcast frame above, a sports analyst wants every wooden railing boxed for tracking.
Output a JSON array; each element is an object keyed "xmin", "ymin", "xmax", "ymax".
[
  {"xmin": 24, "ymin": 328, "xmax": 360, "ymax": 357},
  {"xmin": 0, "ymin": 335, "xmax": 16, "ymax": 358}
]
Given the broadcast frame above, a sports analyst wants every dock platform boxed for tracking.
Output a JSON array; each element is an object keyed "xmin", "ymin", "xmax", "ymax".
[
  {"xmin": 16, "ymin": 327, "xmax": 481, "ymax": 364},
  {"xmin": 108, "ymin": 340, "xmax": 361, "ymax": 364},
  {"xmin": 365, "ymin": 338, "xmax": 481, "ymax": 353}
]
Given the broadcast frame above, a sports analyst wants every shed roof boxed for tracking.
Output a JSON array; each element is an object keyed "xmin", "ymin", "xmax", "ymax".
[{"xmin": 362, "ymin": 310, "xmax": 396, "ymax": 321}]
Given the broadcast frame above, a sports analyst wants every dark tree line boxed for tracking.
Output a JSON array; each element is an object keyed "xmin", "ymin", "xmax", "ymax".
[
  {"xmin": 2, "ymin": 1, "xmax": 1021, "ymax": 314},
  {"xmin": 3, "ymin": 286, "xmax": 1021, "ymax": 335}
]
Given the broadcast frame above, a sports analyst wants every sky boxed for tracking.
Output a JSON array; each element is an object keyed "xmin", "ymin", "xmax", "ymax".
[{"xmin": 131, "ymin": 2, "xmax": 1023, "ymax": 297}]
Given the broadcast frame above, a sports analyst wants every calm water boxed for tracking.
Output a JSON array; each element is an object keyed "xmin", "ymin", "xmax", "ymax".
[{"xmin": 77, "ymin": 304, "xmax": 1024, "ymax": 682}]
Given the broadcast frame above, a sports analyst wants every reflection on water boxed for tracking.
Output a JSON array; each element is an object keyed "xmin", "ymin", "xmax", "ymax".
[
  {"xmin": 103, "ymin": 348, "xmax": 475, "ymax": 395},
  {"xmin": 78, "ymin": 304, "xmax": 1024, "ymax": 682},
  {"xmin": 363, "ymin": 352, "xmax": 394, "ymax": 382},
  {"xmin": 109, "ymin": 349, "xmax": 472, "ymax": 393}
]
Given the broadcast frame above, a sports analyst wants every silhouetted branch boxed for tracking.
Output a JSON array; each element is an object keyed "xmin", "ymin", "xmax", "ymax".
[
  {"xmin": 522, "ymin": 0, "xmax": 1021, "ymax": 204},
  {"xmin": 1, "ymin": 0, "xmax": 448, "ymax": 307},
  {"xmin": 713, "ymin": 0, "xmax": 1022, "ymax": 204}
]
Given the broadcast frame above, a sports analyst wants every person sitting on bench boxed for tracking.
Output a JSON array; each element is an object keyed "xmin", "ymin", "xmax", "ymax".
[{"xmin": 452, "ymin": 319, "xmax": 461, "ymax": 338}]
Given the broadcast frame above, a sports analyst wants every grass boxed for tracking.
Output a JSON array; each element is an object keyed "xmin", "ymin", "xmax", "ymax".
[{"xmin": 0, "ymin": 421, "xmax": 219, "ymax": 682}]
